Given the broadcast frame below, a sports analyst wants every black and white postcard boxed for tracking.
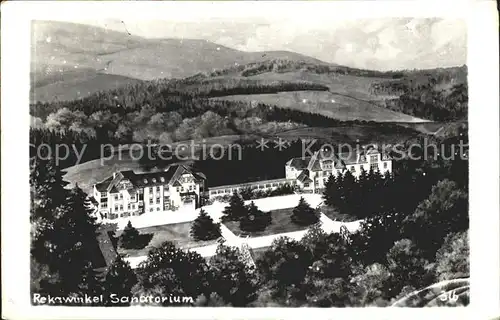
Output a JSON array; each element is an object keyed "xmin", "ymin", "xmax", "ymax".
[{"xmin": 2, "ymin": 1, "xmax": 499, "ymax": 319}]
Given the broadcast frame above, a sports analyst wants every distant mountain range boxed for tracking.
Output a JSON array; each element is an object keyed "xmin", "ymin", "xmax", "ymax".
[{"xmin": 31, "ymin": 21, "xmax": 326, "ymax": 102}]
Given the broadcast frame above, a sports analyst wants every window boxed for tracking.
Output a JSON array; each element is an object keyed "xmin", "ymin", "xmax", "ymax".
[
  {"xmin": 101, "ymin": 203, "xmax": 107, "ymax": 209},
  {"xmin": 149, "ymin": 199, "xmax": 153, "ymax": 205},
  {"xmin": 149, "ymin": 187, "xmax": 153, "ymax": 193},
  {"xmin": 131, "ymin": 195, "xmax": 136, "ymax": 201},
  {"xmin": 150, "ymin": 208, "xmax": 153, "ymax": 212},
  {"xmin": 143, "ymin": 179, "xmax": 148, "ymax": 184},
  {"xmin": 384, "ymin": 162, "xmax": 388, "ymax": 169},
  {"xmin": 114, "ymin": 205, "xmax": 118, "ymax": 212},
  {"xmin": 350, "ymin": 166, "xmax": 355, "ymax": 172},
  {"xmin": 119, "ymin": 193, "xmax": 123, "ymax": 199},
  {"xmin": 120, "ymin": 205, "xmax": 123, "ymax": 211},
  {"xmin": 127, "ymin": 204, "xmax": 131, "ymax": 210},
  {"xmin": 156, "ymin": 198, "xmax": 160, "ymax": 204},
  {"xmin": 156, "ymin": 186, "xmax": 160, "ymax": 192},
  {"xmin": 156, "ymin": 207, "xmax": 160, "ymax": 211},
  {"xmin": 114, "ymin": 195, "xmax": 118, "ymax": 200},
  {"xmin": 176, "ymin": 187, "xmax": 180, "ymax": 192},
  {"xmin": 160, "ymin": 177, "xmax": 165, "ymax": 183},
  {"xmin": 304, "ymin": 183, "xmax": 310, "ymax": 188},
  {"xmin": 189, "ymin": 185, "xmax": 193, "ymax": 191},
  {"xmin": 370, "ymin": 155, "xmax": 378, "ymax": 162},
  {"xmin": 370, "ymin": 163, "xmax": 378, "ymax": 171},
  {"xmin": 152, "ymin": 178, "xmax": 157, "ymax": 183}
]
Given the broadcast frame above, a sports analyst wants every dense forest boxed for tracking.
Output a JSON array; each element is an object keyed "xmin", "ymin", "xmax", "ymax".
[
  {"xmin": 29, "ymin": 58, "xmax": 470, "ymax": 306},
  {"xmin": 188, "ymin": 58, "xmax": 408, "ymax": 79},
  {"xmin": 30, "ymin": 126, "xmax": 469, "ymax": 306},
  {"xmin": 370, "ymin": 66, "xmax": 468, "ymax": 121}
]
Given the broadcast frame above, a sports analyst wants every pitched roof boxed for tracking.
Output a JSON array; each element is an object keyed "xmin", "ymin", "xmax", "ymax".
[
  {"xmin": 297, "ymin": 170, "xmax": 313, "ymax": 183},
  {"xmin": 95, "ymin": 176, "xmax": 113, "ymax": 192},
  {"xmin": 94, "ymin": 165, "xmax": 206, "ymax": 192},
  {"xmin": 286, "ymin": 157, "xmax": 311, "ymax": 170}
]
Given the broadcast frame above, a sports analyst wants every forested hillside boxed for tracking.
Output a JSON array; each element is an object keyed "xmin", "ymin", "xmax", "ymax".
[{"xmin": 370, "ymin": 66, "xmax": 468, "ymax": 121}]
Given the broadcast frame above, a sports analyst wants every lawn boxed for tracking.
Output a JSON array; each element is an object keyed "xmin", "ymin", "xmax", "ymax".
[
  {"xmin": 320, "ymin": 205, "xmax": 358, "ymax": 222},
  {"xmin": 223, "ymin": 208, "xmax": 309, "ymax": 238},
  {"xmin": 117, "ymin": 221, "xmax": 218, "ymax": 258}
]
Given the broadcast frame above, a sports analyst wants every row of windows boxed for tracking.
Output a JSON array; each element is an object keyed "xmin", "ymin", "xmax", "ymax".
[
  {"xmin": 107, "ymin": 211, "xmax": 141, "ymax": 220},
  {"xmin": 348, "ymin": 162, "xmax": 388, "ymax": 173},
  {"xmin": 209, "ymin": 181, "xmax": 295, "ymax": 195},
  {"xmin": 176, "ymin": 185, "xmax": 195, "ymax": 193},
  {"xmin": 111, "ymin": 203, "xmax": 138, "ymax": 212}
]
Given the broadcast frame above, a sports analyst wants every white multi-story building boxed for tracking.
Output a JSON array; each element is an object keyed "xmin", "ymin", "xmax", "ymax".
[
  {"xmin": 92, "ymin": 165, "xmax": 206, "ymax": 220},
  {"xmin": 285, "ymin": 145, "xmax": 392, "ymax": 193}
]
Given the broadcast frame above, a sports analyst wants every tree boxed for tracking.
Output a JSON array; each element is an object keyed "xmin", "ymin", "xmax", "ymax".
[
  {"xmin": 221, "ymin": 192, "xmax": 247, "ymax": 222},
  {"xmin": 120, "ymin": 221, "xmax": 140, "ymax": 249},
  {"xmin": 239, "ymin": 201, "xmax": 272, "ymax": 233},
  {"xmin": 190, "ymin": 209, "xmax": 221, "ymax": 241},
  {"xmin": 290, "ymin": 197, "xmax": 319, "ymax": 226},
  {"xmin": 403, "ymin": 179, "xmax": 468, "ymax": 258},
  {"xmin": 322, "ymin": 174, "xmax": 339, "ymax": 207},
  {"xmin": 134, "ymin": 241, "xmax": 210, "ymax": 303},
  {"xmin": 349, "ymin": 210, "xmax": 405, "ymax": 266},
  {"xmin": 304, "ymin": 277, "xmax": 352, "ymax": 307},
  {"xmin": 434, "ymin": 231, "xmax": 469, "ymax": 281},
  {"xmin": 208, "ymin": 244, "xmax": 258, "ymax": 306},
  {"xmin": 385, "ymin": 239, "xmax": 433, "ymax": 299},
  {"xmin": 103, "ymin": 256, "xmax": 138, "ymax": 306},
  {"xmin": 350, "ymin": 263, "xmax": 393, "ymax": 306},
  {"xmin": 300, "ymin": 223, "xmax": 327, "ymax": 255},
  {"xmin": 256, "ymin": 237, "xmax": 312, "ymax": 301},
  {"xmin": 31, "ymin": 161, "xmax": 102, "ymax": 301}
]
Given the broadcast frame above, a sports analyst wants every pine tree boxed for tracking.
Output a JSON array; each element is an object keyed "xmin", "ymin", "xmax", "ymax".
[
  {"xmin": 190, "ymin": 209, "xmax": 221, "ymax": 241},
  {"xmin": 239, "ymin": 201, "xmax": 271, "ymax": 232},
  {"xmin": 291, "ymin": 197, "xmax": 319, "ymax": 226},
  {"xmin": 31, "ymin": 159, "xmax": 102, "ymax": 299},
  {"xmin": 120, "ymin": 221, "xmax": 140, "ymax": 249},
  {"xmin": 322, "ymin": 174, "xmax": 337, "ymax": 206},
  {"xmin": 103, "ymin": 256, "xmax": 138, "ymax": 306},
  {"xmin": 221, "ymin": 192, "xmax": 247, "ymax": 221}
]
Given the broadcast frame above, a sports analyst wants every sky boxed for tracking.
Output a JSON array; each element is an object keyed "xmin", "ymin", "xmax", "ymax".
[{"xmin": 55, "ymin": 17, "xmax": 467, "ymax": 71}]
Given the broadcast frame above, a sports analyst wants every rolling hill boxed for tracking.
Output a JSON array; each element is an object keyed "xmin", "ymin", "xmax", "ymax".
[
  {"xmin": 212, "ymin": 90, "xmax": 427, "ymax": 123},
  {"xmin": 31, "ymin": 21, "xmax": 326, "ymax": 102}
]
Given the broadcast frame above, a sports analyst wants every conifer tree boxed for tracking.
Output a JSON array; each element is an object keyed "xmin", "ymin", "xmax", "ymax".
[
  {"xmin": 31, "ymin": 157, "xmax": 102, "ymax": 299},
  {"xmin": 322, "ymin": 174, "xmax": 337, "ymax": 206},
  {"xmin": 291, "ymin": 197, "xmax": 320, "ymax": 226},
  {"xmin": 190, "ymin": 209, "xmax": 221, "ymax": 241},
  {"xmin": 120, "ymin": 221, "xmax": 140, "ymax": 249},
  {"xmin": 239, "ymin": 201, "xmax": 271, "ymax": 232},
  {"xmin": 221, "ymin": 192, "xmax": 247, "ymax": 221}
]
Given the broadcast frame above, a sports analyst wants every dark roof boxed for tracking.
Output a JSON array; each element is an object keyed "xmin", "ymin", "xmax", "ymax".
[
  {"xmin": 94, "ymin": 165, "xmax": 206, "ymax": 193},
  {"xmin": 336, "ymin": 152, "xmax": 359, "ymax": 165},
  {"xmin": 95, "ymin": 176, "xmax": 113, "ymax": 192},
  {"xmin": 286, "ymin": 157, "xmax": 311, "ymax": 170},
  {"xmin": 119, "ymin": 165, "xmax": 179, "ymax": 188},
  {"xmin": 308, "ymin": 158, "xmax": 322, "ymax": 172},
  {"xmin": 297, "ymin": 170, "xmax": 313, "ymax": 183}
]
